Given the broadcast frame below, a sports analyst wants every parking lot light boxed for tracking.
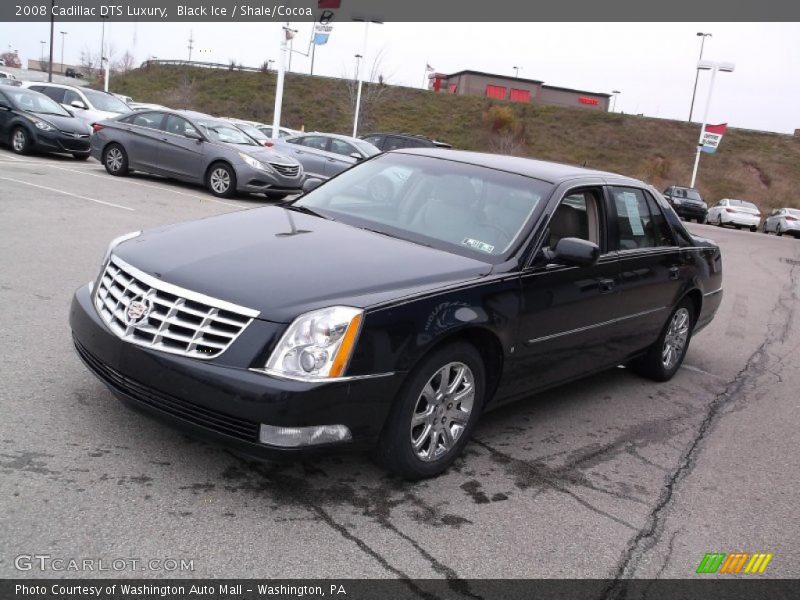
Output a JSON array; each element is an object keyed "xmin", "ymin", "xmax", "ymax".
[
  {"xmin": 689, "ymin": 32, "xmax": 712, "ymax": 122},
  {"xmin": 690, "ymin": 59, "xmax": 735, "ymax": 188}
]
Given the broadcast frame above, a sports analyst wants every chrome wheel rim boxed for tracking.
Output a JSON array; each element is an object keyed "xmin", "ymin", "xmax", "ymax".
[
  {"xmin": 106, "ymin": 147, "xmax": 123, "ymax": 172},
  {"xmin": 410, "ymin": 361, "xmax": 474, "ymax": 462},
  {"xmin": 12, "ymin": 129, "xmax": 25, "ymax": 152},
  {"xmin": 210, "ymin": 168, "xmax": 230, "ymax": 194},
  {"xmin": 662, "ymin": 308, "xmax": 690, "ymax": 370}
]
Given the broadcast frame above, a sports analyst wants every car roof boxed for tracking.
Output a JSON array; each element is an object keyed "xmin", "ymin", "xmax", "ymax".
[
  {"xmin": 25, "ymin": 81, "xmax": 84, "ymax": 91},
  {"xmin": 297, "ymin": 132, "xmax": 363, "ymax": 143},
  {"xmin": 393, "ymin": 148, "xmax": 643, "ymax": 185}
]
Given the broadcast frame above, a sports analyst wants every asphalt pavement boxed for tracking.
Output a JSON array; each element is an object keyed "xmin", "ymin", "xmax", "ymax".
[{"xmin": 1, "ymin": 147, "xmax": 798, "ymax": 585}]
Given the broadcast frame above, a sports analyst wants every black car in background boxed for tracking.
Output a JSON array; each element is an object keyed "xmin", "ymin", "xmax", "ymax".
[
  {"xmin": 662, "ymin": 185, "xmax": 708, "ymax": 223},
  {"xmin": 70, "ymin": 150, "xmax": 722, "ymax": 479},
  {"xmin": 361, "ymin": 132, "xmax": 452, "ymax": 151},
  {"xmin": 0, "ymin": 86, "xmax": 91, "ymax": 159}
]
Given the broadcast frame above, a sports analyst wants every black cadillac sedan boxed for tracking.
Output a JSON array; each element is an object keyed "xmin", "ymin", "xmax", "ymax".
[
  {"xmin": 0, "ymin": 87, "xmax": 91, "ymax": 159},
  {"xmin": 70, "ymin": 149, "xmax": 723, "ymax": 479}
]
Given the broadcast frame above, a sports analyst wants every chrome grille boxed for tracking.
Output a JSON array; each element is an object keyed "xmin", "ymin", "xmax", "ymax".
[
  {"xmin": 94, "ymin": 255, "xmax": 259, "ymax": 359},
  {"xmin": 270, "ymin": 162, "xmax": 300, "ymax": 177}
]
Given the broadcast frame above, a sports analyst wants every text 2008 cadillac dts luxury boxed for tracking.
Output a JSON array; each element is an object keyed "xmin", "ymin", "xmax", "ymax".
[{"xmin": 70, "ymin": 149, "xmax": 722, "ymax": 478}]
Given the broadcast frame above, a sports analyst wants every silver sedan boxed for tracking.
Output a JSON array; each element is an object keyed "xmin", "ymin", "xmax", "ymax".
[
  {"xmin": 270, "ymin": 133, "xmax": 380, "ymax": 180},
  {"xmin": 763, "ymin": 207, "xmax": 800, "ymax": 237}
]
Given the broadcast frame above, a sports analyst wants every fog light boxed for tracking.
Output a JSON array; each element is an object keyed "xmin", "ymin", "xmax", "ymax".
[{"xmin": 259, "ymin": 423, "xmax": 352, "ymax": 447}]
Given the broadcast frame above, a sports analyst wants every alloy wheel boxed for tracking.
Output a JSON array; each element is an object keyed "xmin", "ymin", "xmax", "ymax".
[
  {"xmin": 410, "ymin": 362, "xmax": 475, "ymax": 462},
  {"xmin": 662, "ymin": 308, "xmax": 690, "ymax": 370},
  {"xmin": 12, "ymin": 129, "xmax": 26, "ymax": 152},
  {"xmin": 210, "ymin": 168, "xmax": 231, "ymax": 194},
  {"xmin": 106, "ymin": 147, "xmax": 123, "ymax": 172}
]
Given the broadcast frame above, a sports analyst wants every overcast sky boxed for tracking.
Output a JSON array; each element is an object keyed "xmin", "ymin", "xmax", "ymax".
[{"xmin": 3, "ymin": 22, "xmax": 799, "ymax": 133}]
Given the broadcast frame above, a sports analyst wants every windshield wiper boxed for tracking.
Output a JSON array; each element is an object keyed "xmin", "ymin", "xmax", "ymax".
[
  {"xmin": 284, "ymin": 204, "xmax": 333, "ymax": 220},
  {"xmin": 359, "ymin": 226, "xmax": 433, "ymax": 248}
]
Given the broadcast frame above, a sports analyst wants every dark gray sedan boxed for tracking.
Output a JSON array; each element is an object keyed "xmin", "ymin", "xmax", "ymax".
[
  {"xmin": 271, "ymin": 133, "xmax": 380, "ymax": 180},
  {"xmin": 90, "ymin": 110, "xmax": 304, "ymax": 199}
]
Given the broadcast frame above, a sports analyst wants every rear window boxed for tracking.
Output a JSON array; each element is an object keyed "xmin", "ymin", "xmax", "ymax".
[
  {"xmin": 729, "ymin": 199, "xmax": 758, "ymax": 210},
  {"xmin": 675, "ymin": 187, "xmax": 702, "ymax": 201}
]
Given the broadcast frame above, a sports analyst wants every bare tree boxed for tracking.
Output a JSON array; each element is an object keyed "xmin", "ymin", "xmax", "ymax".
[
  {"xmin": 0, "ymin": 52, "xmax": 21, "ymax": 68},
  {"xmin": 113, "ymin": 51, "xmax": 135, "ymax": 74},
  {"xmin": 341, "ymin": 49, "xmax": 394, "ymax": 132}
]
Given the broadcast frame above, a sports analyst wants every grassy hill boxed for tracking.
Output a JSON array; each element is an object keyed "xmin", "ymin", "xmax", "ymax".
[{"xmin": 111, "ymin": 65, "xmax": 800, "ymax": 211}]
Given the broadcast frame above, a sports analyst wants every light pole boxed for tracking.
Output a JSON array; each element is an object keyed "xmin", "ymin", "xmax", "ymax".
[
  {"xmin": 39, "ymin": 40, "xmax": 46, "ymax": 63},
  {"xmin": 353, "ymin": 54, "xmax": 362, "ymax": 80},
  {"xmin": 59, "ymin": 31, "xmax": 67, "ymax": 72},
  {"xmin": 352, "ymin": 19, "xmax": 383, "ymax": 138},
  {"xmin": 271, "ymin": 23, "xmax": 294, "ymax": 140},
  {"xmin": 611, "ymin": 90, "xmax": 621, "ymax": 112},
  {"xmin": 689, "ymin": 32, "xmax": 712, "ymax": 122},
  {"xmin": 513, "ymin": 66, "xmax": 520, "ymax": 78},
  {"xmin": 689, "ymin": 60, "xmax": 734, "ymax": 189}
]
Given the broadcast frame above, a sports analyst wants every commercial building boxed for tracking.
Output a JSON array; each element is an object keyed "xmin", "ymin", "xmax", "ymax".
[{"xmin": 430, "ymin": 69, "xmax": 611, "ymax": 112}]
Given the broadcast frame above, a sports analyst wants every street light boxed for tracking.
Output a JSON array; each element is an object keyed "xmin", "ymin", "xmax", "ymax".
[
  {"xmin": 351, "ymin": 19, "xmax": 383, "ymax": 138},
  {"xmin": 40, "ymin": 40, "xmax": 46, "ymax": 63},
  {"xmin": 513, "ymin": 66, "xmax": 521, "ymax": 78},
  {"xmin": 689, "ymin": 59, "xmax": 735, "ymax": 188},
  {"xmin": 353, "ymin": 54, "xmax": 363, "ymax": 81},
  {"xmin": 59, "ymin": 31, "xmax": 67, "ymax": 73},
  {"xmin": 611, "ymin": 90, "xmax": 621, "ymax": 112},
  {"xmin": 688, "ymin": 32, "xmax": 712, "ymax": 122}
]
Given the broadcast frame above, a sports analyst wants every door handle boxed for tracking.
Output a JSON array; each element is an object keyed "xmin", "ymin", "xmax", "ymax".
[
  {"xmin": 598, "ymin": 278, "xmax": 615, "ymax": 293},
  {"xmin": 327, "ymin": 158, "xmax": 337, "ymax": 162},
  {"xmin": 668, "ymin": 266, "xmax": 680, "ymax": 280}
]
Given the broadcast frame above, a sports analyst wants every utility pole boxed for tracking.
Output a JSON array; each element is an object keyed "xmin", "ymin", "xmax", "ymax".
[
  {"xmin": 59, "ymin": 31, "xmax": 67, "ymax": 73},
  {"xmin": 187, "ymin": 30, "xmax": 194, "ymax": 62},
  {"xmin": 689, "ymin": 32, "xmax": 712, "ymax": 122},
  {"xmin": 47, "ymin": 0, "xmax": 54, "ymax": 81}
]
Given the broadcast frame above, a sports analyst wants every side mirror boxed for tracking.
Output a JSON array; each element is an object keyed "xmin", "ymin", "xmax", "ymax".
[
  {"xmin": 350, "ymin": 152, "xmax": 363, "ymax": 161},
  {"xmin": 546, "ymin": 237, "xmax": 600, "ymax": 267},
  {"xmin": 70, "ymin": 100, "xmax": 87, "ymax": 110},
  {"xmin": 302, "ymin": 177, "xmax": 323, "ymax": 193},
  {"xmin": 184, "ymin": 130, "xmax": 203, "ymax": 141}
]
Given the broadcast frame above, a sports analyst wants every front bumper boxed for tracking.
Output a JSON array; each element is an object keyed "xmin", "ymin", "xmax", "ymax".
[
  {"xmin": 673, "ymin": 203, "xmax": 707, "ymax": 220},
  {"xmin": 34, "ymin": 130, "xmax": 91, "ymax": 154},
  {"xmin": 233, "ymin": 163, "xmax": 303, "ymax": 195},
  {"xmin": 69, "ymin": 284, "xmax": 402, "ymax": 458}
]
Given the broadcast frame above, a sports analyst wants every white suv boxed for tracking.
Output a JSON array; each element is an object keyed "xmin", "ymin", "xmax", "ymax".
[{"xmin": 21, "ymin": 82, "xmax": 131, "ymax": 128}]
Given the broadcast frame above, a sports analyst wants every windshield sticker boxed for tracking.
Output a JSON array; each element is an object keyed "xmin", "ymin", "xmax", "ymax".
[
  {"xmin": 462, "ymin": 238, "xmax": 495, "ymax": 254},
  {"xmin": 618, "ymin": 192, "xmax": 645, "ymax": 236}
]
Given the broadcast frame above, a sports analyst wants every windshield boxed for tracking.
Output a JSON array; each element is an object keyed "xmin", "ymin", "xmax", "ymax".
[
  {"xmin": 729, "ymin": 199, "xmax": 758, "ymax": 210},
  {"xmin": 7, "ymin": 89, "xmax": 70, "ymax": 116},
  {"xmin": 352, "ymin": 139, "xmax": 380, "ymax": 157},
  {"xmin": 83, "ymin": 88, "xmax": 131, "ymax": 114},
  {"xmin": 233, "ymin": 122, "xmax": 268, "ymax": 141},
  {"xmin": 294, "ymin": 153, "xmax": 552, "ymax": 261},
  {"xmin": 197, "ymin": 120, "xmax": 258, "ymax": 145},
  {"xmin": 683, "ymin": 188, "xmax": 703, "ymax": 201}
]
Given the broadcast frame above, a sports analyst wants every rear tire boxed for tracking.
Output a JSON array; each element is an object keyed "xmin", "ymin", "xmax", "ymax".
[
  {"xmin": 375, "ymin": 342, "xmax": 485, "ymax": 479},
  {"xmin": 206, "ymin": 162, "xmax": 236, "ymax": 198},
  {"xmin": 749, "ymin": 226, "xmax": 757, "ymax": 232},
  {"xmin": 103, "ymin": 143, "xmax": 128, "ymax": 176},
  {"xmin": 776, "ymin": 225, "xmax": 783, "ymax": 237},
  {"xmin": 629, "ymin": 300, "xmax": 695, "ymax": 382},
  {"xmin": 11, "ymin": 127, "xmax": 32, "ymax": 155}
]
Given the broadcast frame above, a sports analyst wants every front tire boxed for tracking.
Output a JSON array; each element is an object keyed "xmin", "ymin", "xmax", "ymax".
[
  {"xmin": 11, "ymin": 127, "xmax": 32, "ymax": 155},
  {"xmin": 375, "ymin": 342, "xmax": 485, "ymax": 479},
  {"xmin": 629, "ymin": 300, "xmax": 694, "ymax": 382},
  {"xmin": 103, "ymin": 143, "xmax": 128, "ymax": 176},
  {"xmin": 749, "ymin": 226, "xmax": 757, "ymax": 232},
  {"xmin": 206, "ymin": 162, "xmax": 237, "ymax": 198}
]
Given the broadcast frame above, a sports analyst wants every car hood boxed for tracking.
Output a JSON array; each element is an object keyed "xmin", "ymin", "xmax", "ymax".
[
  {"xmin": 112, "ymin": 206, "xmax": 491, "ymax": 323},
  {"xmin": 27, "ymin": 112, "xmax": 90, "ymax": 134},
  {"xmin": 211, "ymin": 143, "xmax": 301, "ymax": 167}
]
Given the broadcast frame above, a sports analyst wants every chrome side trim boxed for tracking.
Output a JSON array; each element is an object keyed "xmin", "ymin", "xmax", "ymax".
[
  {"xmin": 249, "ymin": 368, "xmax": 396, "ymax": 383},
  {"xmin": 110, "ymin": 255, "xmax": 260, "ymax": 318},
  {"xmin": 526, "ymin": 306, "xmax": 667, "ymax": 345},
  {"xmin": 703, "ymin": 287, "xmax": 723, "ymax": 297}
]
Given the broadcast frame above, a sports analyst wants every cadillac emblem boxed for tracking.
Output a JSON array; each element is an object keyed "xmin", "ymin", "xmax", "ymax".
[{"xmin": 125, "ymin": 296, "xmax": 152, "ymax": 326}]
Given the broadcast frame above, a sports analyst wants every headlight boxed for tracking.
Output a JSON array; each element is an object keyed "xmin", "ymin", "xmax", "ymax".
[
  {"xmin": 265, "ymin": 306, "xmax": 363, "ymax": 380},
  {"xmin": 101, "ymin": 230, "xmax": 141, "ymax": 266},
  {"xmin": 238, "ymin": 152, "xmax": 270, "ymax": 171},
  {"xmin": 33, "ymin": 119, "xmax": 55, "ymax": 131},
  {"xmin": 673, "ymin": 198, "xmax": 682, "ymax": 205}
]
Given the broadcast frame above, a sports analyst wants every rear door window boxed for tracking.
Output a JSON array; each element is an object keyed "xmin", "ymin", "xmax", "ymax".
[
  {"xmin": 37, "ymin": 86, "xmax": 66, "ymax": 103},
  {"xmin": 609, "ymin": 186, "xmax": 668, "ymax": 250}
]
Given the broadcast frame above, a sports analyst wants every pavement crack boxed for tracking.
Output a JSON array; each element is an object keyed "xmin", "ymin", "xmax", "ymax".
[{"xmin": 602, "ymin": 258, "xmax": 798, "ymax": 597}]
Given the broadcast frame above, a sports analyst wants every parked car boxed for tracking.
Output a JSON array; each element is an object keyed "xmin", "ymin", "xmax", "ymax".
[
  {"xmin": 662, "ymin": 185, "xmax": 707, "ymax": 223},
  {"xmin": 69, "ymin": 149, "xmax": 722, "ymax": 479},
  {"xmin": 762, "ymin": 207, "xmax": 800, "ymax": 237},
  {"xmin": 707, "ymin": 198, "xmax": 761, "ymax": 231},
  {"xmin": 0, "ymin": 70, "xmax": 17, "ymax": 80},
  {"xmin": 128, "ymin": 102, "xmax": 169, "ymax": 112},
  {"xmin": 221, "ymin": 118, "xmax": 274, "ymax": 147},
  {"xmin": 22, "ymin": 82, "xmax": 131, "ymax": 128},
  {"xmin": 271, "ymin": 133, "xmax": 380, "ymax": 180},
  {"xmin": 0, "ymin": 86, "xmax": 91, "ymax": 159},
  {"xmin": 112, "ymin": 92, "xmax": 133, "ymax": 104},
  {"xmin": 0, "ymin": 78, "xmax": 22, "ymax": 87},
  {"xmin": 64, "ymin": 67, "xmax": 83, "ymax": 78},
  {"xmin": 257, "ymin": 124, "xmax": 301, "ymax": 139},
  {"xmin": 90, "ymin": 109, "xmax": 304, "ymax": 199},
  {"xmin": 360, "ymin": 132, "xmax": 452, "ymax": 151}
]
